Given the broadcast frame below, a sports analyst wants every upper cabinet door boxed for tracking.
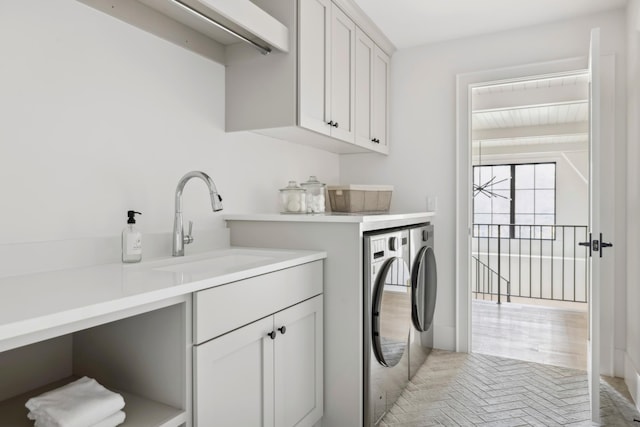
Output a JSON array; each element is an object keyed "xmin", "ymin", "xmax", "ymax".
[
  {"xmin": 372, "ymin": 45, "xmax": 390, "ymax": 153},
  {"xmin": 355, "ymin": 27, "xmax": 374, "ymax": 148},
  {"xmin": 299, "ymin": 0, "xmax": 331, "ymax": 136},
  {"xmin": 329, "ymin": 4, "xmax": 356, "ymax": 143}
]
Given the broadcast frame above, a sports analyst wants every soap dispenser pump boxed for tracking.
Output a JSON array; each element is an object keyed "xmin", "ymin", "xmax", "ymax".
[{"xmin": 122, "ymin": 210, "xmax": 142, "ymax": 263}]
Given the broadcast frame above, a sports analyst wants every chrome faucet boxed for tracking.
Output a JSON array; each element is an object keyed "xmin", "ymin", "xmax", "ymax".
[{"xmin": 173, "ymin": 171, "xmax": 223, "ymax": 256}]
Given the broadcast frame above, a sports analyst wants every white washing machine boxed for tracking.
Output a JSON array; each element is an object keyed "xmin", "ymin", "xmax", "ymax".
[
  {"xmin": 409, "ymin": 224, "xmax": 437, "ymax": 380},
  {"xmin": 364, "ymin": 228, "xmax": 412, "ymax": 426}
]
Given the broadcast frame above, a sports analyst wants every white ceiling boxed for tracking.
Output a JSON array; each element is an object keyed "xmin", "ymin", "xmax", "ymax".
[
  {"xmin": 353, "ymin": 0, "xmax": 627, "ymax": 49},
  {"xmin": 472, "ymin": 74, "xmax": 589, "ymax": 149}
]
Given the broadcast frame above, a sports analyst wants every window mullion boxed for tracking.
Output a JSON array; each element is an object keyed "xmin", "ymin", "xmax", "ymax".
[{"xmin": 510, "ymin": 164, "xmax": 516, "ymax": 238}]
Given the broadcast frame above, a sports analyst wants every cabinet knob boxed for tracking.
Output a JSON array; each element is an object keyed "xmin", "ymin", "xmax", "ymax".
[
  {"xmin": 278, "ymin": 326, "xmax": 287, "ymax": 335},
  {"xmin": 333, "ymin": 122, "xmax": 339, "ymax": 128},
  {"xmin": 267, "ymin": 331, "xmax": 276, "ymax": 340},
  {"xmin": 327, "ymin": 120, "xmax": 334, "ymax": 126}
]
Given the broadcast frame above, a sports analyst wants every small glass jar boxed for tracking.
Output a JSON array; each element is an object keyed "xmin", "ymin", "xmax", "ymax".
[
  {"xmin": 279, "ymin": 181, "xmax": 307, "ymax": 213},
  {"xmin": 301, "ymin": 176, "xmax": 326, "ymax": 213}
]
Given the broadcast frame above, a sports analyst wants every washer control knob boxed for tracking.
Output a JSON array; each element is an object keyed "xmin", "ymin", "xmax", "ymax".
[{"xmin": 389, "ymin": 236, "xmax": 398, "ymax": 251}]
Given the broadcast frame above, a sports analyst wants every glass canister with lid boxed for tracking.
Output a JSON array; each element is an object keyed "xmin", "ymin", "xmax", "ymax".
[
  {"xmin": 279, "ymin": 181, "xmax": 307, "ymax": 213},
  {"xmin": 301, "ymin": 176, "xmax": 326, "ymax": 213}
]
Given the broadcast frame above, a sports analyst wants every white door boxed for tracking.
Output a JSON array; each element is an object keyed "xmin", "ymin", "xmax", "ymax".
[
  {"xmin": 354, "ymin": 27, "xmax": 374, "ymax": 148},
  {"xmin": 194, "ymin": 316, "xmax": 275, "ymax": 427},
  {"xmin": 274, "ymin": 296, "xmax": 323, "ymax": 427},
  {"xmin": 372, "ymin": 45, "xmax": 390, "ymax": 153},
  {"xmin": 587, "ymin": 27, "xmax": 606, "ymax": 423},
  {"xmin": 298, "ymin": 0, "xmax": 331, "ymax": 136},
  {"xmin": 329, "ymin": 3, "xmax": 356, "ymax": 143}
]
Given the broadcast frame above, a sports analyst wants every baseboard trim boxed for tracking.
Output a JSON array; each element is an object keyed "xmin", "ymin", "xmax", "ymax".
[
  {"xmin": 435, "ymin": 325, "xmax": 456, "ymax": 351},
  {"xmin": 615, "ymin": 349, "xmax": 626, "ymax": 377},
  {"xmin": 625, "ymin": 353, "xmax": 640, "ymax": 412}
]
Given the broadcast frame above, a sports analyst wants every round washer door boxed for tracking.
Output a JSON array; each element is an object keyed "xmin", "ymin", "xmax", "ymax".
[
  {"xmin": 411, "ymin": 246, "xmax": 438, "ymax": 332},
  {"xmin": 372, "ymin": 257, "xmax": 412, "ymax": 367}
]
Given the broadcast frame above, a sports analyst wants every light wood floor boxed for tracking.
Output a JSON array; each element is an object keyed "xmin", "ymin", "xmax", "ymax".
[
  {"xmin": 472, "ymin": 299, "xmax": 588, "ymax": 370},
  {"xmin": 381, "ymin": 350, "xmax": 640, "ymax": 426}
]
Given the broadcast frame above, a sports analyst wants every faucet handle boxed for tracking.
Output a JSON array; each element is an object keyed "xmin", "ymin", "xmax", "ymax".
[{"xmin": 184, "ymin": 220, "xmax": 194, "ymax": 245}]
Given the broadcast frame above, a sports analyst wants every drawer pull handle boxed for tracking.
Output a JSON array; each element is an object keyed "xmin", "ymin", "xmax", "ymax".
[
  {"xmin": 278, "ymin": 326, "xmax": 287, "ymax": 335},
  {"xmin": 267, "ymin": 331, "xmax": 276, "ymax": 340}
]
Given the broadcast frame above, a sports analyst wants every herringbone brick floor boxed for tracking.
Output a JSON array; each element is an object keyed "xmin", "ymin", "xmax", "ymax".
[{"xmin": 381, "ymin": 350, "xmax": 640, "ymax": 426}]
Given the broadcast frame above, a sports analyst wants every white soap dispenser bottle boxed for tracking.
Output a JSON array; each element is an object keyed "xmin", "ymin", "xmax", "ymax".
[{"xmin": 122, "ymin": 210, "xmax": 142, "ymax": 263}]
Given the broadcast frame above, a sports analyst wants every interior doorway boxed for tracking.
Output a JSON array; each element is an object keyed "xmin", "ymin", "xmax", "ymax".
[{"xmin": 469, "ymin": 73, "xmax": 590, "ymax": 370}]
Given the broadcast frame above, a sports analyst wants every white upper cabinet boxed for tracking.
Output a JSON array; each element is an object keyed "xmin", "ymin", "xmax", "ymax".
[
  {"xmin": 226, "ymin": 0, "xmax": 394, "ymax": 155},
  {"xmin": 327, "ymin": 4, "xmax": 356, "ymax": 143},
  {"xmin": 299, "ymin": 0, "xmax": 355, "ymax": 143},
  {"xmin": 372, "ymin": 45, "xmax": 390, "ymax": 153},
  {"xmin": 355, "ymin": 28, "xmax": 389, "ymax": 154},
  {"xmin": 355, "ymin": 28, "xmax": 375, "ymax": 150},
  {"xmin": 299, "ymin": 0, "xmax": 331, "ymax": 136}
]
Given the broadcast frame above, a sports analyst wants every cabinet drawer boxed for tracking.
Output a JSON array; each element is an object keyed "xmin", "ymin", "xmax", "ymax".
[{"xmin": 194, "ymin": 261, "xmax": 322, "ymax": 344}]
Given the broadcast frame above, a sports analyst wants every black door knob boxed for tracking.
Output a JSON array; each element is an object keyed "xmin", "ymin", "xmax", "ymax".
[
  {"xmin": 599, "ymin": 233, "xmax": 613, "ymax": 258},
  {"xmin": 267, "ymin": 331, "xmax": 276, "ymax": 339},
  {"xmin": 327, "ymin": 120, "xmax": 334, "ymax": 126},
  {"xmin": 278, "ymin": 326, "xmax": 287, "ymax": 335},
  {"xmin": 333, "ymin": 122, "xmax": 339, "ymax": 128}
]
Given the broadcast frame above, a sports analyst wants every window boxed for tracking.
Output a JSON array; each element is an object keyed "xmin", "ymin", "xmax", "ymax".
[{"xmin": 473, "ymin": 162, "xmax": 556, "ymax": 239}]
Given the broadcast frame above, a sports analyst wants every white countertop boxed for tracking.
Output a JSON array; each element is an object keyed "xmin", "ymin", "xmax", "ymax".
[
  {"xmin": 224, "ymin": 211, "xmax": 435, "ymax": 231},
  {"xmin": 224, "ymin": 211, "xmax": 434, "ymax": 222},
  {"xmin": 0, "ymin": 247, "xmax": 325, "ymax": 350}
]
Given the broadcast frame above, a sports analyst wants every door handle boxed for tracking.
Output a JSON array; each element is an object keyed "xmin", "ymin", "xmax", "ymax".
[
  {"xmin": 578, "ymin": 233, "xmax": 592, "ymax": 257},
  {"xmin": 599, "ymin": 233, "xmax": 613, "ymax": 258},
  {"xmin": 578, "ymin": 233, "xmax": 613, "ymax": 258}
]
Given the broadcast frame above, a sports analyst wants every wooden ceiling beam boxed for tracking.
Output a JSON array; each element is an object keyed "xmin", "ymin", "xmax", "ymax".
[
  {"xmin": 473, "ymin": 122, "xmax": 588, "ymax": 140},
  {"xmin": 472, "ymin": 83, "xmax": 588, "ymax": 112}
]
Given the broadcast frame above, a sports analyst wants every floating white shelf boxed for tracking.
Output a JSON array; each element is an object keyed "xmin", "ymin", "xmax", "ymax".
[{"xmin": 138, "ymin": 0, "xmax": 289, "ymax": 53}]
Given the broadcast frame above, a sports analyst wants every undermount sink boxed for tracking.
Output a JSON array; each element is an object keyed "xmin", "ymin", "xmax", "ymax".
[{"xmin": 153, "ymin": 253, "xmax": 271, "ymax": 275}]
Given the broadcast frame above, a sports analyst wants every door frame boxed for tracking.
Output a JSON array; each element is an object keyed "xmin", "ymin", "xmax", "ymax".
[{"xmin": 455, "ymin": 56, "xmax": 616, "ymax": 363}]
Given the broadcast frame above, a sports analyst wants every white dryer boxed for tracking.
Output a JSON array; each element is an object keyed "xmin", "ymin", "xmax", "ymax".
[{"xmin": 409, "ymin": 224, "xmax": 437, "ymax": 379}]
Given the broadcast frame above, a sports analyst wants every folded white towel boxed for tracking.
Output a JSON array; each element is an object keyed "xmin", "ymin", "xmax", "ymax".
[
  {"xmin": 26, "ymin": 377, "xmax": 125, "ymax": 427},
  {"xmin": 91, "ymin": 410, "xmax": 126, "ymax": 427},
  {"xmin": 31, "ymin": 411, "xmax": 125, "ymax": 427}
]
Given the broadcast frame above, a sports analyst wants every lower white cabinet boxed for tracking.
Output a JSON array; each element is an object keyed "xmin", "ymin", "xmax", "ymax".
[
  {"xmin": 274, "ymin": 296, "xmax": 323, "ymax": 427},
  {"xmin": 194, "ymin": 295, "xmax": 323, "ymax": 427}
]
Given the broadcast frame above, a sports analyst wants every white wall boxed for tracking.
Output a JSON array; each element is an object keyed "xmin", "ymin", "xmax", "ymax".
[
  {"xmin": 340, "ymin": 10, "xmax": 628, "ymax": 351},
  {"xmin": 626, "ymin": 0, "xmax": 640, "ymax": 409},
  {"xmin": 0, "ymin": 1, "xmax": 339, "ymax": 256}
]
